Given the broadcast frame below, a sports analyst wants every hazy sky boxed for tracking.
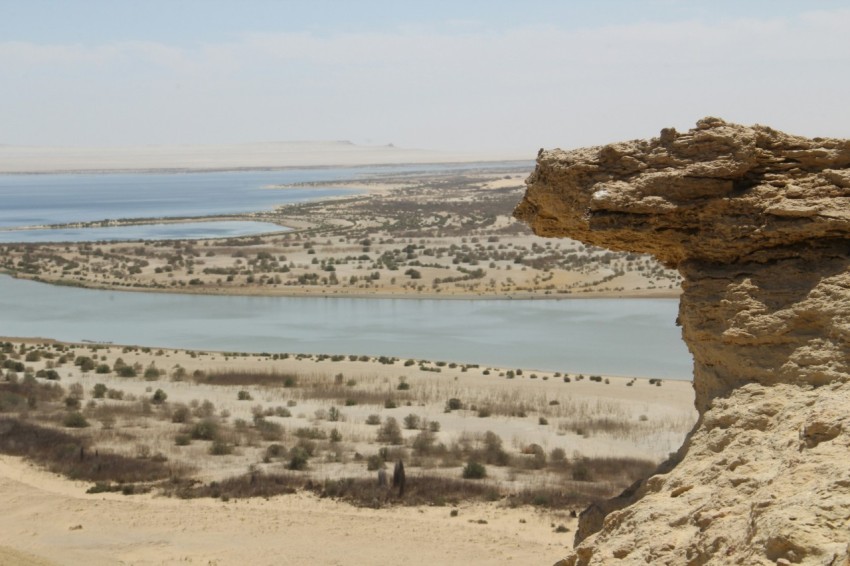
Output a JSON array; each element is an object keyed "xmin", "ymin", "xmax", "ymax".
[{"xmin": 2, "ymin": 0, "xmax": 849, "ymax": 153}]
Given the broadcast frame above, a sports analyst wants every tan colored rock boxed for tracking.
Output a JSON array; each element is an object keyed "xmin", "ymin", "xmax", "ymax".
[{"xmin": 515, "ymin": 118, "xmax": 850, "ymax": 565}]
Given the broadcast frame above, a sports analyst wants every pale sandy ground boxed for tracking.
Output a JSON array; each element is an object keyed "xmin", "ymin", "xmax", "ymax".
[
  {"xmin": 0, "ymin": 339, "xmax": 695, "ymax": 565},
  {"xmin": 0, "ymin": 142, "xmax": 528, "ymax": 174},
  {"xmin": 0, "ymin": 456, "xmax": 573, "ymax": 565}
]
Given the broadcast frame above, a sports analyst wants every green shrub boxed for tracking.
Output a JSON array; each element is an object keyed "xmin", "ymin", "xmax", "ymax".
[
  {"xmin": 462, "ymin": 461, "xmax": 487, "ymax": 479},
  {"xmin": 92, "ymin": 383, "xmax": 108, "ymax": 399},
  {"xmin": 209, "ymin": 438, "xmax": 233, "ymax": 455},
  {"xmin": 190, "ymin": 418, "xmax": 219, "ymax": 440},
  {"xmin": 288, "ymin": 446, "xmax": 309, "ymax": 470},
  {"xmin": 151, "ymin": 389, "xmax": 167, "ymax": 404},
  {"xmin": 403, "ymin": 413, "xmax": 421, "ymax": 430},
  {"xmin": 63, "ymin": 412, "xmax": 89, "ymax": 428},
  {"xmin": 237, "ymin": 390, "xmax": 252, "ymax": 401},
  {"xmin": 117, "ymin": 366, "xmax": 136, "ymax": 378}
]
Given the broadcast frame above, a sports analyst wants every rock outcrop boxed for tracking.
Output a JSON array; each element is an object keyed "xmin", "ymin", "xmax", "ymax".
[{"xmin": 515, "ymin": 118, "xmax": 850, "ymax": 565}]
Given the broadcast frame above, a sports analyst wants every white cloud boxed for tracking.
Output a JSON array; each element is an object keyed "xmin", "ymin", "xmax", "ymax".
[{"xmin": 1, "ymin": 9, "xmax": 848, "ymax": 150}]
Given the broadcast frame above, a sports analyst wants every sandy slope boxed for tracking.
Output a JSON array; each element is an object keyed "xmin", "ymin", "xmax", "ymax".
[{"xmin": 0, "ymin": 456, "xmax": 572, "ymax": 565}]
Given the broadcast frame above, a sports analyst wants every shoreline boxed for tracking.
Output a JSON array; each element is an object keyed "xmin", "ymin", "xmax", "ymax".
[
  {"xmin": 0, "ymin": 334, "xmax": 692, "ymax": 382},
  {"xmin": 1, "ymin": 270, "xmax": 681, "ymax": 301}
]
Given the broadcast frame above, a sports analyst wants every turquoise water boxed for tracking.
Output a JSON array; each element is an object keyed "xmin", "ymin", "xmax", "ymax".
[
  {"xmin": 0, "ymin": 275, "xmax": 691, "ymax": 379},
  {"xmin": 0, "ymin": 220, "xmax": 287, "ymax": 243}
]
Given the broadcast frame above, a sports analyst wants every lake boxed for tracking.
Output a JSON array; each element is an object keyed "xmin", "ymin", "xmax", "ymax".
[
  {"xmin": 0, "ymin": 162, "xmax": 530, "ymax": 230},
  {"xmin": 0, "ymin": 275, "xmax": 691, "ymax": 379},
  {"xmin": 0, "ymin": 220, "xmax": 288, "ymax": 243}
]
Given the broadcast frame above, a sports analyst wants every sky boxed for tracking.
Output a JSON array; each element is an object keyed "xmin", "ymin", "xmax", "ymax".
[{"xmin": 2, "ymin": 0, "xmax": 849, "ymax": 154}]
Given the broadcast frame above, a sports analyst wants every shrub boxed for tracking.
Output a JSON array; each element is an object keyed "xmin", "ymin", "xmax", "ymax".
[
  {"xmin": 174, "ymin": 434, "xmax": 191, "ymax": 446},
  {"xmin": 288, "ymin": 447, "xmax": 309, "ymax": 470},
  {"xmin": 403, "ymin": 413, "xmax": 421, "ymax": 430},
  {"xmin": 151, "ymin": 389, "xmax": 167, "ymax": 404},
  {"xmin": 209, "ymin": 438, "xmax": 233, "ymax": 455},
  {"xmin": 75, "ymin": 356, "xmax": 96, "ymax": 372},
  {"xmin": 63, "ymin": 412, "xmax": 89, "ymax": 428},
  {"xmin": 117, "ymin": 366, "xmax": 136, "ymax": 378},
  {"xmin": 377, "ymin": 417, "xmax": 403, "ymax": 445},
  {"xmin": 264, "ymin": 444, "xmax": 286, "ymax": 460},
  {"xmin": 366, "ymin": 454, "xmax": 384, "ymax": 471},
  {"xmin": 462, "ymin": 461, "xmax": 487, "ymax": 479},
  {"xmin": 446, "ymin": 398, "xmax": 463, "ymax": 411},
  {"xmin": 365, "ymin": 414, "xmax": 381, "ymax": 426},
  {"xmin": 550, "ymin": 448, "xmax": 567, "ymax": 464},
  {"xmin": 237, "ymin": 390, "xmax": 252, "ymax": 401},
  {"xmin": 36, "ymin": 369, "xmax": 60, "ymax": 380},
  {"xmin": 92, "ymin": 383, "xmax": 107, "ymax": 399},
  {"xmin": 171, "ymin": 405, "xmax": 191, "ymax": 423},
  {"xmin": 254, "ymin": 418, "xmax": 283, "ymax": 441},
  {"xmin": 190, "ymin": 418, "xmax": 219, "ymax": 440}
]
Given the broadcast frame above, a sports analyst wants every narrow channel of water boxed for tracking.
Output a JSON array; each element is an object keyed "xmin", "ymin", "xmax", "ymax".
[
  {"xmin": 0, "ymin": 221, "xmax": 287, "ymax": 243},
  {"xmin": 0, "ymin": 275, "xmax": 691, "ymax": 379}
]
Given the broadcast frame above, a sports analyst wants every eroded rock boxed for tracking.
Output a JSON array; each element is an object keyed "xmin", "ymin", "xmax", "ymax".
[{"xmin": 516, "ymin": 118, "xmax": 850, "ymax": 565}]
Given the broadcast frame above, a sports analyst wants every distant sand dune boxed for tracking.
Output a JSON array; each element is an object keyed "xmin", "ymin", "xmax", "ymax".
[{"xmin": 0, "ymin": 142, "xmax": 529, "ymax": 174}]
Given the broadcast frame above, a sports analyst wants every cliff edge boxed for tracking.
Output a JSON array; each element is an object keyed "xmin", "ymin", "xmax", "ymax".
[{"xmin": 515, "ymin": 118, "xmax": 850, "ymax": 565}]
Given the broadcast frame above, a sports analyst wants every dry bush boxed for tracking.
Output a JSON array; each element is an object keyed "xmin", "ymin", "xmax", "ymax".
[
  {"xmin": 0, "ymin": 417, "xmax": 173, "ymax": 483},
  {"xmin": 197, "ymin": 370, "xmax": 299, "ymax": 387}
]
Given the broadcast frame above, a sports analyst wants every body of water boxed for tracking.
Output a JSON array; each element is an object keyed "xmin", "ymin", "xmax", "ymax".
[
  {"xmin": 0, "ymin": 275, "xmax": 691, "ymax": 379},
  {"xmin": 0, "ymin": 162, "xmax": 531, "ymax": 230},
  {"xmin": 0, "ymin": 170, "xmax": 359, "ymax": 229},
  {"xmin": 0, "ymin": 220, "xmax": 288, "ymax": 243}
]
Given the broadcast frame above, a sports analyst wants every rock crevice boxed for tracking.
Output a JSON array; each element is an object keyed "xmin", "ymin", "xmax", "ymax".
[{"xmin": 515, "ymin": 118, "xmax": 850, "ymax": 565}]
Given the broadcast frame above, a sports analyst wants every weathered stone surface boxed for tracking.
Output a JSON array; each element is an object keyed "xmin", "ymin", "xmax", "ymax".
[{"xmin": 516, "ymin": 118, "xmax": 850, "ymax": 565}]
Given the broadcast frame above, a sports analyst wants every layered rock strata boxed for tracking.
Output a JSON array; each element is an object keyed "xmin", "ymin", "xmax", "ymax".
[{"xmin": 515, "ymin": 118, "xmax": 850, "ymax": 565}]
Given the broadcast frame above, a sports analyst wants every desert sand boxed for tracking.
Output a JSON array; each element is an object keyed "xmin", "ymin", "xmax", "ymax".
[
  {"xmin": 0, "ymin": 454, "xmax": 571, "ymax": 565},
  {"xmin": 0, "ymin": 338, "xmax": 695, "ymax": 565}
]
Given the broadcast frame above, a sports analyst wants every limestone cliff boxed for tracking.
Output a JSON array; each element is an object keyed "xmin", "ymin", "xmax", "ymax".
[{"xmin": 515, "ymin": 118, "xmax": 850, "ymax": 565}]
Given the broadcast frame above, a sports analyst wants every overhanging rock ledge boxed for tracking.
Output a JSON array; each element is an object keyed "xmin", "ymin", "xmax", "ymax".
[{"xmin": 515, "ymin": 117, "xmax": 850, "ymax": 565}]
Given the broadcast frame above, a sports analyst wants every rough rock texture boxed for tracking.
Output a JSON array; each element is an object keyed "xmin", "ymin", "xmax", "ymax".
[{"xmin": 515, "ymin": 118, "xmax": 850, "ymax": 565}]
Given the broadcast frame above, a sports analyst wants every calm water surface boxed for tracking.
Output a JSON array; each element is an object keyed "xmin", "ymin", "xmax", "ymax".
[
  {"xmin": 0, "ymin": 276, "xmax": 691, "ymax": 379},
  {"xmin": 0, "ymin": 221, "xmax": 287, "ymax": 243},
  {"xmin": 0, "ymin": 162, "xmax": 530, "ymax": 230}
]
